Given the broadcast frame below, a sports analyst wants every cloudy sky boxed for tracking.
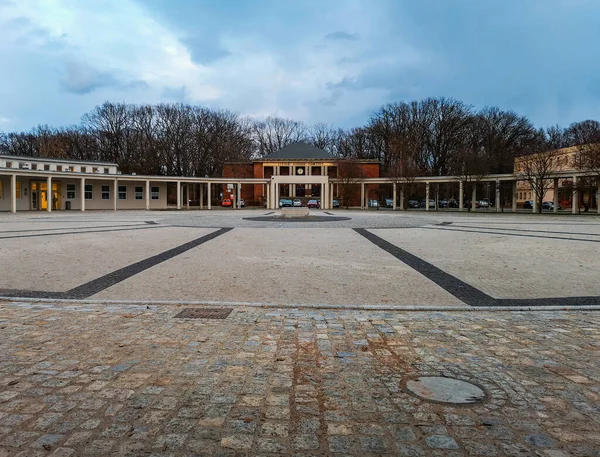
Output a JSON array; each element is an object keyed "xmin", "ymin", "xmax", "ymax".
[{"xmin": 1, "ymin": 0, "xmax": 599, "ymax": 132}]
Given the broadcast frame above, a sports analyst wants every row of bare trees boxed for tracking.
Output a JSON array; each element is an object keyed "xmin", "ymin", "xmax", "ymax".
[{"xmin": 1, "ymin": 99, "xmax": 599, "ymax": 189}]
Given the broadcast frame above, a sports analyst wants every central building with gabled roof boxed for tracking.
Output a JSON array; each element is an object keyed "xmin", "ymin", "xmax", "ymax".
[{"xmin": 222, "ymin": 142, "xmax": 380, "ymax": 207}]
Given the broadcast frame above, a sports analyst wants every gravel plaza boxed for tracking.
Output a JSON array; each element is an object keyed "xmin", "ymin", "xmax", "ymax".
[{"xmin": 0, "ymin": 209, "xmax": 599, "ymax": 456}]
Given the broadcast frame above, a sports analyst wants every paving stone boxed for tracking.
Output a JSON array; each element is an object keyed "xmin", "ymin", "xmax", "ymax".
[
  {"xmin": 292, "ymin": 434, "xmax": 320, "ymax": 450},
  {"xmin": 525, "ymin": 433, "xmax": 555, "ymax": 447},
  {"xmin": 220, "ymin": 434, "xmax": 253, "ymax": 450},
  {"xmin": 425, "ymin": 434, "xmax": 460, "ymax": 449},
  {"xmin": 397, "ymin": 443, "xmax": 426, "ymax": 457},
  {"xmin": 328, "ymin": 435, "xmax": 356, "ymax": 453},
  {"xmin": 0, "ymin": 301, "xmax": 599, "ymax": 457}
]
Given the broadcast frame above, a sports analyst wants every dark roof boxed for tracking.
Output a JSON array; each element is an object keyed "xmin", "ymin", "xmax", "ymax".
[{"xmin": 263, "ymin": 143, "xmax": 334, "ymax": 160}]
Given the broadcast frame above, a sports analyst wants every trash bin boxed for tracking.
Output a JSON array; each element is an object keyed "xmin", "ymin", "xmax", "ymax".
[{"xmin": 65, "ymin": 201, "xmax": 71, "ymax": 210}]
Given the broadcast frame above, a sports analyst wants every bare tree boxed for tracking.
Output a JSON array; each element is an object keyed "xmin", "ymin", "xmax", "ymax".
[
  {"xmin": 252, "ymin": 116, "xmax": 307, "ymax": 156},
  {"xmin": 308, "ymin": 122, "xmax": 337, "ymax": 153},
  {"xmin": 516, "ymin": 149, "xmax": 559, "ymax": 213}
]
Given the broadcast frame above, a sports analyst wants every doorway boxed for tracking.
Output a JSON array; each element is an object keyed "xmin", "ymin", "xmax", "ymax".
[{"xmin": 31, "ymin": 181, "xmax": 61, "ymax": 210}]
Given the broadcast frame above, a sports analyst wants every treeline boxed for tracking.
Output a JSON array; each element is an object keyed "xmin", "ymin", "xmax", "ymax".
[{"xmin": 1, "ymin": 98, "xmax": 599, "ymax": 177}]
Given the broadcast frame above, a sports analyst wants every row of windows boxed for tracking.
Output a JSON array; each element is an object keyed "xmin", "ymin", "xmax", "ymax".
[
  {"xmin": 68, "ymin": 184, "xmax": 160, "ymax": 200},
  {"xmin": 1, "ymin": 182, "xmax": 160, "ymax": 201},
  {"xmin": 518, "ymin": 191, "xmax": 533, "ymax": 200}
]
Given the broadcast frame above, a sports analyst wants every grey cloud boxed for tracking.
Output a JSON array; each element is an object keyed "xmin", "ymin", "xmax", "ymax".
[
  {"xmin": 324, "ymin": 31, "xmax": 359, "ymax": 41},
  {"xmin": 59, "ymin": 61, "xmax": 145, "ymax": 95},
  {"xmin": 161, "ymin": 85, "xmax": 189, "ymax": 101}
]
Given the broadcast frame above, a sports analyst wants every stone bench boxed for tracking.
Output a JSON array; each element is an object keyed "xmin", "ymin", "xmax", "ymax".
[{"xmin": 280, "ymin": 207, "xmax": 309, "ymax": 218}]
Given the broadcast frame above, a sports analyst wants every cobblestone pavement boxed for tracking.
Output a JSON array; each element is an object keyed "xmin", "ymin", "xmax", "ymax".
[{"xmin": 1, "ymin": 301, "xmax": 598, "ymax": 457}]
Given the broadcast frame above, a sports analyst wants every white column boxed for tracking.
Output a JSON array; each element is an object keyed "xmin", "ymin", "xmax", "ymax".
[
  {"xmin": 553, "ymin": 178, "xmax": 559, "ymax": 213},
  {"xmin": 47, "ymin": 176, "xmax": 52, "ymax": 212},
  {"xmin": 459, "ymin": 181, "xmax": 464, "ymax": 211},
  {"xmin": 360, "ymin": 182, "xmax": 365, "ymax": 209},
  {"xmin": 114, "ymin": 179, "xmax": 118, "ymax": 211},
  {"xmin": 145, "ymin": 180, "xmax": 150, "ymax": 210},
  {"xmin": 207, "ymin": 183, "xmax": 212, "ymax": 210},
  {"xmin": 322, "ymin": 181, "xmax": 328, "ymax": 210},
  {"xmin": 10, "ymin": 174, "xmax": 17, "ymax": 213},
  {"xmin": 495, "ymin": 180, "xmax": 501, "ymax": 212},
  {"xmin": 200, "ymin": 184, "xmax": 203, "ymax": 209},
  {"xmin": 266, "ymin": 182, "xmax": 271, "ymax": 209},
  {"xmin": 392, "ymin": 183, "xmax": 397, "ymax": 210},
  {"xmin": 471, "ymin": 186, "xmax": 476, "ymax": 211},
  {"xmin": 434, "ymin": 184, "xmax": 439, "ymax": 211},
  {"xmin": 572, "ymin": 176, "xmax": 577, "ymax": 214},
  {"xmin": 425, "ymin": 182, "xmax": 430, "ymax": 211},
  {"xmin": 80, "ymin": 177, "xmax": 85, "ymax": 212},
  {"xmin": 532, "ymin": 178, "xmax": 538, "ymax": 213},
  {"xmin": 176, "ymin": 181, "xmax": 181, "ymax": 210},
  {"xmin": 330, "ymin": 183, "xmax": 334, "ymax": 209},
  {"xmin": 597, "ymin": 182, "xmax": 600, "ymax": 214},
  {"xmin": 512, "ymin": 181, "xmax": 517, "ymax": 212},
  {"xmin": 186, "ymin": 185, "xmax": 190, "ymax": 209},
  {"xmin": 275, "ymin": 183, "xmax": 280, "ymax": 209},
  {"xmin": 400, "ymin": 186, "xmax": 405, "ymax": 210},
  {"xmin": 237, "ymin": 182, "xmax": 241, "ymax": 209}
]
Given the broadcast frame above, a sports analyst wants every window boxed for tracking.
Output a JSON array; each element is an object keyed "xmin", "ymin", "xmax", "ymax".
[
  {"xmin": 67, "ymin": 184, "xmax": 76, "ymax": 199},
  {"xmin": 135, "ymin": 186, "xmax": 143, "ymax": 200},
  {"xmin": 16, "ymin": 182, "xmax": 21, "ymax": 199},
  {"xmin": 57, "ymin": 165, "xmax": 62, "ymax": 172},
  {"xmin": 85, "ymin": 184, "xmax": 93, "ymax": 200},
  {"xmin": 118, "ymin": 185, "xmax": 127, "ymax": 200},
  {"xmin": 151, "ymin": 186, "xmax": 159, "ymax": 200},
  {"xmin": 104, "ymin": 168, "xmax": 110, "ymax": 174},
  {"xmin": 44, "ymin": 164, "xmax": 50, "ymax": 171},
  {"xmin": 101, "ymin": 185, "xmax": 110, "ymax": 200}
]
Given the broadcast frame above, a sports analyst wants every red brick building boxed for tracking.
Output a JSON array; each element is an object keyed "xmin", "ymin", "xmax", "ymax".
[{"xmin": 223, "ymin": 143, "xmax": 380, "ymax": 207}]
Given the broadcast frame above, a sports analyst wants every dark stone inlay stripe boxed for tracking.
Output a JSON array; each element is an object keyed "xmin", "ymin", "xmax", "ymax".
[
  {"xmin": 0, "ymin": 225, "xmax": 162, "ymax": 241},
  {"xmin": 0, "ymin": 228, "xmax": 232, "ymax": 300},
  {"xmin": 501, "ymin": 296, "xmax": 600, "ymax": 307},
  {"xmin": 450, "ymin": 224, "xmax": 600, "ymax": 237},
  {"xmin": 66, "ymin": 228, "xmax": 233, "ymax": 299},
  {"xmin": 0, "ymin": 223, "xmax": 148, "ymax": 235},
  {"xmin": 423, "ymin": 226, "xmax": 600, "ymax": 243},
  {"xmin": 354, "ymin": 228, "xmax": 495, "ymax": 306}
]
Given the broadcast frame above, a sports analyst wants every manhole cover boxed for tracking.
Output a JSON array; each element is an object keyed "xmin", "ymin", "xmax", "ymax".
[
  {"xmin": 174, "ymin": 308, "xmax": 233, "ymax": 319},
  {"xmin": 405, "ymin": 376, "xmax": 486, "ymax": 404}
]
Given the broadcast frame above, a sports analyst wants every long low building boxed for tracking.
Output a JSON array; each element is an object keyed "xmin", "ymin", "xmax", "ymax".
[{"xmin": 1, "ymin": 145, "xmax": 598, "ymax": 213}]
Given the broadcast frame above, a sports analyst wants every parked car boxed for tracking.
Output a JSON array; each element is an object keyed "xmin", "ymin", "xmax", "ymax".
[
  {"xmin": 523, "ymin": 200, "xmax": 534, "ymax": 209},
  {"xmin": 464, "ymin": 200, "xmax": 481, "ymax": 209},
  {"xmin": 420, "ymin": 199, "xmax": 435, "ymax": 209},
  {"xmin": 542, "ymin": 201, "xmax": 562, "ymax": 210},
  {"xmin": 332, "ymin": 199, "xmax": 340, "ymax": 208},
  {"xmin": 384, "ymin": 198, "xmax": 393, "ymax": 208},
  {"xmin": 279, "ymin": 198, "xmax": 293, "ymax": 207},
  {"xmin": 239, "ymin": 198, "xmax": 246, "ymax": 208},
  {"xmin": 292, "ymin": 199, "xmax": 302, "ymax": 207},
  {"xmin": 368, "ymin": 199, "xmax": 379, "ymax": 208},
  {"xmin": 307, "ymin": 199, "xmax": 320, "ymax": 209},
  {"xmin": 447, "ymin": 199, "xmax": 459, "ymax": 208},
  {"xmin": 408, "ymin": 200, "xmax": 420, "ymax": 208},
  {"xmin": 439, "ymin": 199, "xmax": 448, "ymax": 208},
  {"xmin": 221, "ymin": 198, "xmax": 232, "ymax": 207},
  {"xmin": 478, "ymin": 199, "xmax": 490, "ymax": 208}
]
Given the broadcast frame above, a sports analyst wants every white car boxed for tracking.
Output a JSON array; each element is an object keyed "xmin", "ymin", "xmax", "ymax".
[{"xmin": 293, "ymin": 199, "xmax": 302, "ymax": 207}]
